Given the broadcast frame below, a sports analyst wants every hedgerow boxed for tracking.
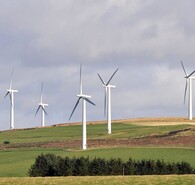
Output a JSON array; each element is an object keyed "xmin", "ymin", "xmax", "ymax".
[{"xmin": 28, "ymin": 153, "xmax": 195, "ymax": 176}]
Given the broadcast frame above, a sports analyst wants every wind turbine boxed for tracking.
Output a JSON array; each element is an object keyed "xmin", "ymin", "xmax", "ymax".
[
  {"xmin": 181, "ymin": 61, "xmax": 195, "ymax": 120},
  {"xmin": 4, "ymin": 67, "xmax": 18, "ymax": 130},
  {"xmin": 69, "ymin": 64, "xmax": 95, "ymax": 150},
  {"xmin": 35, "ymin": 82, "xmax": 48, "ymax": 127},
  {"xmin": 97, "ymin": 68, "xmax": 118, "ymax": 134}
]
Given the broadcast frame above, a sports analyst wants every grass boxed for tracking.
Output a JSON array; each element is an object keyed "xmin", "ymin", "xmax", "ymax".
[
  {"xmin": 0, "ymin": 147, "xmax": 195, "ymax": 177},
  {"xmin": 0, "ymin": 120, "xmax": 195, "ymax": 178},
  {"xmin": 0, "ymin": 122, "xmax": 193, "ymax": 143},
  {"xmin": 0, "ymin": 176, "xmax": 195, "ymax": 185},
  {"xmin": 0, "ymin": 148, "xmax": 65, "ymax": 177}
]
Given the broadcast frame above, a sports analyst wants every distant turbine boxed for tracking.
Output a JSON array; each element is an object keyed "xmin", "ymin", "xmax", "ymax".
[
  {"xmin": 35, "ymin": 82, "xmax": 48, "ymax": 127},
  {"xmin": 181, "ymin": 61, "xmax": 195, "ymax": 120},
  {"xmin": 69, "ymin": 64, "xmax": 95, "ymax": 150},
  {"xmin": 97, "ymin": 69, "xmax": 118, "ymax": 134},
  {"xmin": 4, "ymin": 67, "xmax": 18, "ymax": 130}
]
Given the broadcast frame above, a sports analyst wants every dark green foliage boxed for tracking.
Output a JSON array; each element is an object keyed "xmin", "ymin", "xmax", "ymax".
[
  {"xmin": 28, "ymin": 153, "xmax": 60, "ymax": 177},
  {"xmin": 89, "ymin": 157, "xmax": 107, "ymax": 176},
  {"xmin": 107, "ymin": 158, "xmax": 123, "ymax": 175},
  {"xmin": 166, "ymin": 163, "xmax": 178, "ymax": 174},
  {"xmin": 156, "ymin": 160, "xmax": 166, "ymax": 175},
  {"xmin": 57, "ymin": 157, "xmax": 74, "ymax": 176},
  {"xmin": 176, "ymin": 161, "xmax": 194, "ymax": 174},
  {"xmin": 28, "ymin": 153, "xmax": 195, "ymax": 176},
  {"xmin": 142, "ymin": 160, "xmax": 156, "ymax": 175},
  {"xmin": 73, "ymin": 157, "xmax": 89, "ymax": 176},
  {"xmin": 124, "ymin": 158, "xmax": 135, "ymax": 175},
  {"xmin": 3, "ymin": 140, "xmax": 10, "ymax": 144}
]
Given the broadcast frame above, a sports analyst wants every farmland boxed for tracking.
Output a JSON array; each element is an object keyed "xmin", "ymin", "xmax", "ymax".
[{"xmin": 0, "ymin": 118, "xmax": 195, "ymax": 179}]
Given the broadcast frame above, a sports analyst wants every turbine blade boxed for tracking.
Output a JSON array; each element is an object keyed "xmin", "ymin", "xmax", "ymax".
[
  {"xmin": 4, "ymin": 92, "xmax": 9, "ymax": 99},
  {"xmin": 187, "ymin": 71, "xmax": 195, "ymax": 78},
  {"xmin": 80, "ymin": 64, "xmax": 83, "ymax": 94},
  {"xmin": 40, "ymin": 82, "xmax": 44, "ymax": 103},
  {"xmin": 41, "ymin": 106, "xmax": 47, "ymax": 115},
  {"xmin": 4, "ymin": 92, "xmax": 12, "ymax": 106},
  {"xmin": 69, "ymin": 97, "xmax": 81, "ymax": 120},
  {"xmin": 181, "ymin": 61, "xmax": 188, "ymax": 77},
  {"xmin": 83, "ymin": 97, "xmax": 95, "ymax": 106},
  {"xmin": 9, "ymin": 67, "xmax": 15, "ymax": 89},
  {"xmin": 184, "ymin": 79, "xmax": 188, "ymax": 104},
  {"xmin": 41, "ymin": 82, "xmax": 44, "ymax": 96},
  {"xmin": 35, "ymin": 105, "xmax": 41, "ymax": 117},
  {"xmin": 97, "ymin": 73, "xmax": 106, "ymax": 85},
  {"xmin": 106, "ymin": 68, "xmax": 119, "ymax": 85}
]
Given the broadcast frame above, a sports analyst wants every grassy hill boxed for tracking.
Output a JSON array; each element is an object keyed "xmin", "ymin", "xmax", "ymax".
[
  {"xmin": 0, "ymin": 117, "xmax": 195, "ymax": 177},
  {"xmin": 1, "ymin": 117, "xmax": 194, "ymax": 144}
]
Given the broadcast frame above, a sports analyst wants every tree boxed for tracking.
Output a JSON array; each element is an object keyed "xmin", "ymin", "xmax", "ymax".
[
  {"xmin": 156, "ymin": 160, "xmax": 166, "ymax": 175},
  {"xmin": 28, "ymin": 153, "xmax": 60, "ymax": 177},
  {"xmin": 28, "ymin": 154, "xmax": 195, "ymax": 176},
  {"xmin": 124, "ymin": 158, "xmax": 135, "ymax": 175},
  {"xmin": 73, "ymin": 157, "xmax": 89, "ymax": 176},
  {"xmin": 107, "ymin": 158, "xmax": 123, "ymax": 175},
  {"xmin": 57, "ymin": 157, "xmax": 74, "ymax": 176},
  {"xmin": 89, "ymin": 157, "xmax": 107, "ymax": 175},
  {"xmin": 176, "ymin": 161, "xmax": 193, "ymax": 174}
]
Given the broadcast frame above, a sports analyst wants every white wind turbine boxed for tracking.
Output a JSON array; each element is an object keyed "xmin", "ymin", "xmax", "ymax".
[
  {"xmin": 97, "ymin": 69, "xmax": 118, "ymax": 134},
  {"xmin": 69, "ymin": 64, "xmax": 95, "ymax": 150},
  {"xmin": 4, "ymin": 68, "xmax": 18, "ymax": 130},
  {"xmin": 35, "ymin": 82, "xmax": 48, "ymax": 127},
  {"xmin": 181, "ymin": 61, "xmax": 195, "ymax": 120}
]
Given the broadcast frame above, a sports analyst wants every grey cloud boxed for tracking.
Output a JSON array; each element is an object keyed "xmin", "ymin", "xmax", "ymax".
[{"xmin": 0, "ymin": 0, "xmax": 195, "ymax": 130}]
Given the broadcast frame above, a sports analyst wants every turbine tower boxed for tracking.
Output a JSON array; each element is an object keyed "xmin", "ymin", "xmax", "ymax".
[
  {"xmin": 69, "ymin": 64, "xmax": 95, "ymax": 150},
  {"xmin": 4, "ymin": 68, "xmax": 18, "ymax": 130},
  {"xmin": 35, "ymin": 82, "xmax": 48, "ymax": 127},
  {"xmin": 97, "ymin": 69, "xmax": 118, "ymax": 134},
  {"xmin": 181, "ymin": 61, "xmax": 195, "ymax": 120}
]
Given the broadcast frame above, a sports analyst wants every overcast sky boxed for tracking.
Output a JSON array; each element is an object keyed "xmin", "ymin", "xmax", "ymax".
[{"xmin": 0, "ymin": 0, "xmax": 195, "ymax": 130}]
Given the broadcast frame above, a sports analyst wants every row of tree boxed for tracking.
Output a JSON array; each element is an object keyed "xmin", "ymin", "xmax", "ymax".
[{"xmin": 28, "ymin": 153, "xmax": 195, "ymax": 176}]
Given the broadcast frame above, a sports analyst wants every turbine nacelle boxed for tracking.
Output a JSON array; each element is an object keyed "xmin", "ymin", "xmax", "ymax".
[
  {"xmin": 77, "ymin": 94, "xmax": 91, "ymax": 99},
  {"xmin": 184, "ymin": 72, "xmax": 195, "ymax": 79},
  {"xmin": 186, "ymin": 76, "xmax": 195, "ymax": 80},
  {"xmin": 38, "ymin": 103, "xmax": 48, "ymax": 107},
  {"xmin": 6, "ymin": 89, "xmax": 18, "ymax": 93},
  {"xmin": 103, "ymin": 84, "xmax": 116, "ymax": 88}
]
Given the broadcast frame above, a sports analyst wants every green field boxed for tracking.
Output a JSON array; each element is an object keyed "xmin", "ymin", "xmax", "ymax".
[
  {"xmin": 0, "ymin": 147, "xmax": 195, "ymax": 177},
  {"xmin": 0, "ymin": 120, "xmax": 195, "ymax": 178},
  {"xmin": 0, "ymin": 176, "xmax": 195, "ymax": 185},
  {"xmin": 0, "ymin": 122, "xmax": 192, "ymax": 143}
]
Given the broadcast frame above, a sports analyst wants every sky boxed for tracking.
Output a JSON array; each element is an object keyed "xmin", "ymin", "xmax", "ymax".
[{"xmin": 0, "ymin": 0, "xmax": 195, "ymax": 130}]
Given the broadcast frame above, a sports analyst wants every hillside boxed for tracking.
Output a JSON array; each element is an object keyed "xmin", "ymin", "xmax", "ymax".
[
  {"xmin": 1, "ymin": 117, "xmax": 195, "ymax": 177},
  {"xmin": 0, "ymin": 117, "xmax": 195, "ymax": 150}
]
